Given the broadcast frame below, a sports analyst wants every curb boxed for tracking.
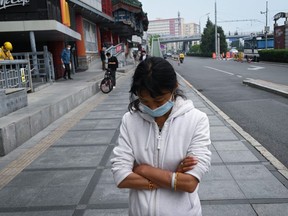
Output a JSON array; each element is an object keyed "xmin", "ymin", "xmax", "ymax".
[{"xmin": 243, "ymin": 79, "xmax": 288, "ymax": 98}]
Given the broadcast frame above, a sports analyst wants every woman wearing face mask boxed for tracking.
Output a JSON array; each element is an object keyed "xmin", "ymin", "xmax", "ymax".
[
  {"xmin": 111, "ymin": 57, "xmax": 211, "ymax": 216},
  {"xmin": 61, "ymin": 44, "xmax": 72, "ymax": 80}
]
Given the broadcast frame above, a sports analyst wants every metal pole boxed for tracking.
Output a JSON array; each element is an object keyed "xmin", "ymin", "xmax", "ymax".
[
  {"xmin": 199, "ymin": 13, "xmax": 210, "ymax": 35},
  {"xmin": 261, "ymin": 1, "xmax": 268, "ymax": 49},
  {"xmin": 215, "ymin": 0, "xmax": 218, "ymax": 58},
  {"xmin": 29, "ymin": 31, "xmax": 39, "ymax": 78},
  {"xmin": 265, "ymin": 1, "xmax": 268, "ymax": 49}
]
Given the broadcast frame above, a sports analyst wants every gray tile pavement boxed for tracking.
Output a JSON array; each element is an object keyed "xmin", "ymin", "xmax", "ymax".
[{"xmin": 0, "ymin": 61, "xmax": 287, "ymax": 216}]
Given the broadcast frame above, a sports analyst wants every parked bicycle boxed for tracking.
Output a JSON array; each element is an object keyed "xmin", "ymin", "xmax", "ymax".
[{"xmin": 100, "ymin": 68, "xmax": 113, "ymax": 94}]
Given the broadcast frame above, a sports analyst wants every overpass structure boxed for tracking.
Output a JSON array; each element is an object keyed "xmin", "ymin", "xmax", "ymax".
[
  {"xmin": 159, "ymin": 34, "xmax": 250, "ymax": 43},
  {"xmin": 158, "ymin": 34, "xmax": 250, "ymax": 53}
]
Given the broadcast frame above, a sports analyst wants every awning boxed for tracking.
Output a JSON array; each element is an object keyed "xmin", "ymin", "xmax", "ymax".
[{"xmin": 0, "ymin": 20, "xmax": 81, "ymax": 42}]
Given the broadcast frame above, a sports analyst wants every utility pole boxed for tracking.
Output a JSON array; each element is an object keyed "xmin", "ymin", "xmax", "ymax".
[
  {"xmin": 260, "ymin": 1, "xmax": 268, "ymax": 49},
  {"xmin": 215, "ymin": 0, "xmax": 218, "ymax": 58},
  {"xmin": 199, "ymin": 13, "xmax": 210, "ymax": 35}
]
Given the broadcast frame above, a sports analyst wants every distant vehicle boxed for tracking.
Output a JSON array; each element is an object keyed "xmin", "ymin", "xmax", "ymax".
[
  {"xmin": 229, "ymin": 48, "xmax": 238, "ymax": 54},
  {"xmin": 243, "ymin": 34, "xmax": 274, "ymax": 62},
  {"xmin": 166, "ymin": 52, "xmax": 172, "ymax": 57}
]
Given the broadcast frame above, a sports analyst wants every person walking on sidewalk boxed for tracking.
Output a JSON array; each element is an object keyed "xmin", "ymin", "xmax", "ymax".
[
  {"xmin": 106, "ymin": 52, "xmax": 118, "ymax": 87},
  {"xmin": 139, "ymin": 50, "xmax": 148, "ymax": 61},
  {"xmin": 100, "ymin": 47, "xmax": 106, "ymax": 71},
  {"xmin": 111, "ymin": 57, "xmax": 211, "ymax": 216},
  {"xmin": 61, "ymin": 44, "xmax": 72, "ymax": 80}
]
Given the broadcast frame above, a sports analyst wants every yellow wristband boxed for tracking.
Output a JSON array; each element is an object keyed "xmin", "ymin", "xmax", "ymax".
[{"xmin": 174, "ymin": 172, "xmax": 179, "ymax": 191}]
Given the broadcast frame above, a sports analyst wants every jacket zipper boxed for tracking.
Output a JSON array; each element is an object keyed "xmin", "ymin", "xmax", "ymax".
[{"xmin": 154, "ymin": 127, "xmax": 162, "ymax": 216}]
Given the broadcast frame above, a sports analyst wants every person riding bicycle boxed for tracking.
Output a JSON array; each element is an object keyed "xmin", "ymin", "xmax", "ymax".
[
  {"xmin": 106, "ymin": 52, "xmax": 118, "ymax": 88},
  {"xmin": 179, "ymin": 53, "xmax": 184, "ymax": 63}
]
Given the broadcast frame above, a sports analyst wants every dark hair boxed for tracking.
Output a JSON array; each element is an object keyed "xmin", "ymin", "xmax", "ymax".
[
  {"xmin": 106, "ymin": 52, "xmax": 111, "ymax": 57},
  {"xmin": 128, "ymin": 57, "xmax": 185, "ymax": 112}
]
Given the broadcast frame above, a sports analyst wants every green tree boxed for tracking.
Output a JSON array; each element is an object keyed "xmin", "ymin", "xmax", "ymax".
[
  {"xmin": 189, "ymin": 44, "xmax": 201, "ymax": 53},
  {"xmin": 200, "ymin": 18, "xmax": 227, "ymax": 56}
]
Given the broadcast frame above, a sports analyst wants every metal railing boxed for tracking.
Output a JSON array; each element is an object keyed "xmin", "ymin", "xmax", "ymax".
[
  {"xmin": 0, "ymin": 46, "xmax": 54, "ymax": 92},
  {"xmin": 0, "ymin": 57, "xmax": 33, "ymax": 91},
  {"xmin": 106, "ymin": 43, "xmax": 124, "ymax": 57},
  {"xmin": 13, "ymin": 46, "xmax": 55, "ymax": 82}
]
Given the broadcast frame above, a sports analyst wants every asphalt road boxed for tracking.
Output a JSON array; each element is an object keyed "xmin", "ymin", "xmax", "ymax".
[{"xmin": 170, "ymin": 57, "xmax": 288, "ymax": 168}]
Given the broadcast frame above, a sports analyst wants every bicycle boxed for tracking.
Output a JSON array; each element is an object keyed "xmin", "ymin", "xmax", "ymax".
[{"xmin": 100, "ymin": 68, "xmax": 113, "ymax": 94}]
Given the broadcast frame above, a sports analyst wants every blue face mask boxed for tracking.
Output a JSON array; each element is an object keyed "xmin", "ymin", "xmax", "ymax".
[{"xmin": 141, "ymin": 99, "xmax": 174, "ymax": 117}]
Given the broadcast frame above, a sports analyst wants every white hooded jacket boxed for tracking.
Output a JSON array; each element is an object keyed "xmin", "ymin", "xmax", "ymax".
[{"xmin": 111, "ymin": 97, "xmax": 211, "ymax": 216}]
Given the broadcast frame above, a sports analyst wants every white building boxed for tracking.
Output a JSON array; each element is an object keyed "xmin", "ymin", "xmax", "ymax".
[
  {"xmin": 184, "ymin": 23, "xmax": 199, "ymax": 36},
  {"xmin": 147, "ymin": 18, "xmax": 184, "ymax": 36}
]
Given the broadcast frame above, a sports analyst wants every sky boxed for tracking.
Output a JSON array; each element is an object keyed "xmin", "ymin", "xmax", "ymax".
[{"xmin": 141, "ymin": 0, "xmax": 288, "ymax": 34}]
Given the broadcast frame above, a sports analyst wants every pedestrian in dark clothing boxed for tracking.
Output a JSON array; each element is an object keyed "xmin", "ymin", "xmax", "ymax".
[
  {"xmin": 100, "ymin": 47, "xmax": 106, "ymax": 70},
  {"xmin": 61, "ymin": 44, "xmax": 72, "ymax": 80},
  {"xmin": 106, "ymin": 52, "xmax": 118, "ymax": 87},
  {"xmin": 139, "ymin": 50, "xmax": 148, "ymax": 61}
]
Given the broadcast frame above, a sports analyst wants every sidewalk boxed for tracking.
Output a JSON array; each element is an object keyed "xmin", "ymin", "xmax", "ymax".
[{"xmin": 0, "ymin": 60, "xmax": 287, "ymax": 215}]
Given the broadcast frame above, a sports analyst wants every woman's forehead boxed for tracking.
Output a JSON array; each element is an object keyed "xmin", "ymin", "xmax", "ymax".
[{"xmin": 138, "ymin": 89, "xmax": 171, "ymax": 99}]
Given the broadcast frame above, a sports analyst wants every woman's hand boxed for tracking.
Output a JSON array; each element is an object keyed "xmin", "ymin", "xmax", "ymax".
[{"xmin": 176, "ymin": 156, "xmax": 198, "ymax": 173}]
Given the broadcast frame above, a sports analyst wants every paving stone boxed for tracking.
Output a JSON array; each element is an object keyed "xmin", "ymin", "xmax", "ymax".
[
  {"xmin": 237, "ymin": 179, "xmax": 288, "ymax": 199},
  {"xmin": 89, "ymin": 183, "xmax": 129, "ymax": 204},
  {"xmin": 83, "ymin": 209, "xmax": 128, "ymax": 216},
  {"xmin": 46, "ymin": 170, "xmax": 95, "ymax": 186},
  {"xmin": 210, "ymin": 126, "xmax": 239, "ymax": 141},
  {"xmin": 252, "ymin": 203, "xmax": 288, "ymax": 216},
  {"xmin": 0, "ymin": 187, "xmax": 40, "ymax": 207},
  {"xmin": 29, "ymin": 185, "xmax": 86, "ymax": 206},
  {"xmin": 217, "ymin": 150, "xmax": 259, "ymax": 163},
  {"xmin": 199, "ymin": 180, "xmax": 245, "ymax": 200},
  {"xmin": 54, "ymin": 130, "xmax": 116, "ymax": 145},
  {"xmin": 213, "ymin": 141, "xmax": 249, "ymax": 151},
  {"xmin": 98, "ymin": 169, "xmax": 115, "ymax": 184},
  {"xmin": 197, "ymin": 107, "xmax": 214, "ymax": 115},
  {"xmin": 192, "ymin": 101, "xmax": 207, "ymax": 108},
  {"xmin": 208, "ymin": 116, "xmax": 225, "ymax": 126},
  {"xmin": 226, "ymin": 164, "xmax": 277, "ymax": 180},
  {"xmin": 71, "ymin": 119, "xmax": 121, "ymax": 130},
  {"xmin": 0, "ymin": 212, "xmax": 74, "ymax": 216},
  {"xmin": 83, "ymin": 110, "xmax": 126, "ymax": 119},
  {"xmin": 101, "ymin": 99, "xmax": 129, "ymax": 105},
  {"xmin": 93, "ymin": 104, "xmax": 128, "ymax": 111},
  {"xmin": 27, "ymin": 146, "xmax": 107, "ymax": 169},
  {"xmin": 202, "ymin": 165, "xmax": 233, "ymax": 182},
  {"xmin": 202, "ymin": 204, "xmax": 257, "ymax": 216},
  {"xmin": 6, "ymin": 171, "xmax": 53, "ymax": 187},
  {"xmin": 210, "ymin": 150, "xmax": 223, "ymax": 163}
]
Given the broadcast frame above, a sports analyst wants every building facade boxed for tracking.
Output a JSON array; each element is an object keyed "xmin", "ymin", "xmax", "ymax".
[
  {"xmin": 0, "ymin": 0, "xmax": 148, "ymax": 79},
  {"xmin": 147, "ymin": 18, "xmax": 184, "ymax": 37},
  {"xmin": 184, "ymin": 23, "xmax": 199, "ymax": 36}
]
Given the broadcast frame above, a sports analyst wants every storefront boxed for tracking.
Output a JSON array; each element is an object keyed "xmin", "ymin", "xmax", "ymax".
[{"xmin": 0, "ymin": 0, "xmax": 148, "ymax": 79}]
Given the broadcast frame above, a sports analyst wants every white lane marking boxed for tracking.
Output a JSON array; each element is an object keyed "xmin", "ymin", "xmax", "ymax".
[
  {"xmin": 237, "ymin": 75, "xmax": 242, "ymax": 78},
  {"xmin": 204, "ymin": 66, "xmax": 234, "ymax": 75},
  {"xmin": 248, "ymin": 65, "xmax": 265, "ymax": 70}
]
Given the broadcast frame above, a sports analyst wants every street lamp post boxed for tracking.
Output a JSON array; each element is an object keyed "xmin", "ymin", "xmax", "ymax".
[
  {"xmin": 260, "ymin": 1, "xmax": 268, "ymax": 49},
  {"xmin": 215, "ymin": 0, "xmax": 218, "ymax": 58},
  {"xmin": 199, "ymin": 13, "xmax": 210, "ymax": 35}
]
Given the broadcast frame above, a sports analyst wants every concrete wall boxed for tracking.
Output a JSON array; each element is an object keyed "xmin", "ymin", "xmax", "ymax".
[
  {"xmin": 0, "ymin": 82, "xmax": 98, "ymax": 156},
  {"xmin": 0, "ymin": 89, "xmax": 28, "ymax": 118}
]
